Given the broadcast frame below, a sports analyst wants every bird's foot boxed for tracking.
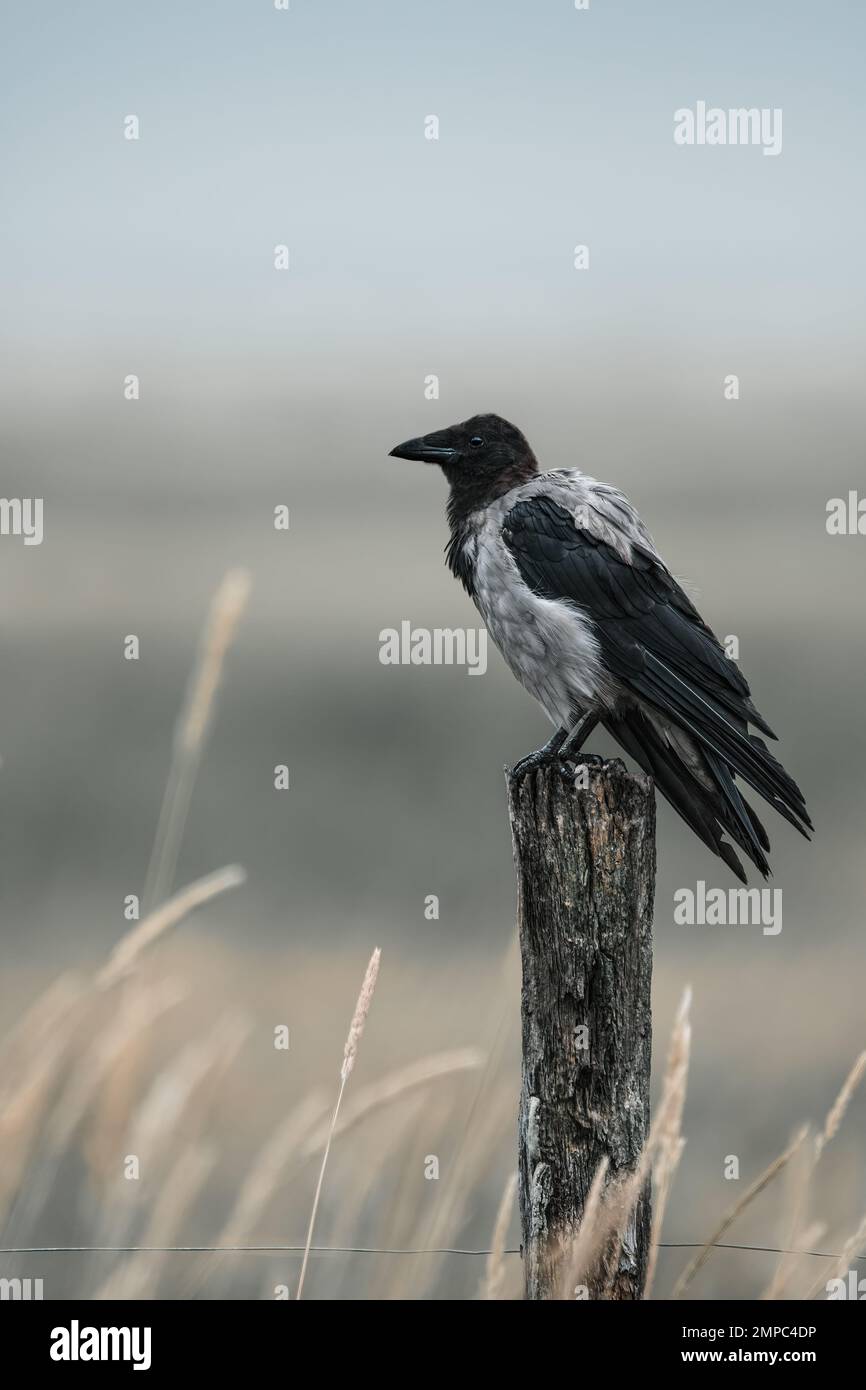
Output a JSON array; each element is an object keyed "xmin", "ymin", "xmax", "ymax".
[
  {"xmin": 510, "ymin": 714, "xmax": 603, "ymax": 782},
  {"xmin": 509, "ymin": 728, "xmax": 568, "ymax": 780}
]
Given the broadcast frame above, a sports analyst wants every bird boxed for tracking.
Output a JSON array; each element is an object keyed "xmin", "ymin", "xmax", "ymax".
[{"xmin": 389, "ymin": 412, "xmax": 812, "ymax": 883}]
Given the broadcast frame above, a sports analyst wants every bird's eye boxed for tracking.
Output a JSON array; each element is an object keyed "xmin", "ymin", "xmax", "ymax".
[{"xmin": 469, "ymin": 436, "xmax": 484, "ymax": 448}]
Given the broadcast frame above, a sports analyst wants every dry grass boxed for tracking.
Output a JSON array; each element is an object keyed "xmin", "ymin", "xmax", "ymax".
[
  {"xmin": 1, "ymin": 571, "xmax": 864, "ymax": 1301},
  {"xmin": 760, "ymin": 1051, "xmax": 866, "ymax": 1300},
  {"xmin": 0, "ymin": 576, "xmax": 495, "ymax": 1299},
  {"xmin": 143, "ymin": 567, "xmax": 252, "ymax": 913},
  {"xmin": 97, "ymin": 866, "xmax": 246, "ymax": 989},
  {"xmin": 5, "ymin": 925, "xmax": 863, "ymax": 1300},
  {"xmin": 296, "ymin": 948, "xmax": 381, "ymax": 1299},
  {"xmin": 550, "ymin": 989, "xmax": 866, "ymax": 1304},
  {"xmin": 481, "ymin": 1172, "xmax": 517, "ymax": 1300}
]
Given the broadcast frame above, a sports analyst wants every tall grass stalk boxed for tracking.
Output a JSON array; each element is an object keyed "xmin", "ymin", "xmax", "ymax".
[
  {"xmin": 671, "ymin": 1125, "xmax": 808, "ymax": 1299},
  {"xmin": 482, "ymin": 1173, "xmax": 518, "ymax": 1300},
  {"xmin": 98, "ymin": 865, "xmax": 245, "ymax": 989},
  {"xmin": 143, "ymin": 568, "xmax": 251, "ymax": 913},
  {"xmin": 296, "ymin": 948, "xmax": 381, "ymax": 1300}
]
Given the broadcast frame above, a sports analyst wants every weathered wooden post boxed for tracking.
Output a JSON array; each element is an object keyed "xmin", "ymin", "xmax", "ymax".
[{"xmin": 507, "ymin": 755, "xmax": 655, "ymax": 1300}]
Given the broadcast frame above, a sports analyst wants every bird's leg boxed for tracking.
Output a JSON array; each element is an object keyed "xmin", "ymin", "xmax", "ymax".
[
  {"xmin": 559, "ymin": 711, "xmax": 600, "ymax": 760},
  {"xmin": 510, "ymin": 726, "xmax": 568, "ymax": 779},
  {"xmin": 558, "ymin": 711, "xmax": 602, "ymax": 783}
]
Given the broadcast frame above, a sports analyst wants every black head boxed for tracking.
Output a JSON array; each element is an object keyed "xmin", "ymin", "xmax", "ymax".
[{"xmin": 389, "ymin": 413, "xmax": 538, "ymax": 512}]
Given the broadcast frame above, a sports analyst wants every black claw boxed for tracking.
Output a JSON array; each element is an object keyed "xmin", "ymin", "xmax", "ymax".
[
  {"xmin": 511, "ymin": 750, "xmax": 549, "ymax": 779},
  {"xmin": 510, "ymin": 728, "xmax": 569, "ymax": 780},
  {"xmin": 512, "ymin": 748, "xmax": 607, "ymax": 782},
  {"xmin": 511, "ymin": 752, "xmax": 560, "ymax": 779},
  {"xmin": 512, "ymin": 710, "xmax": 605, "ymax": 780}
]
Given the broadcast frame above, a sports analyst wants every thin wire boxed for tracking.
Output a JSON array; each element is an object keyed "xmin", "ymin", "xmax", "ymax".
[{"xmin": 0, "ymin": 1242, "xmax": 862, "ymax": 1260}]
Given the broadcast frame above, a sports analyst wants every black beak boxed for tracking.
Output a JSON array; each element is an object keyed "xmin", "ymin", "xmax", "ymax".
[{"xmin": 389, "ymin": 435, "xmax": 458, "ymax": 464}]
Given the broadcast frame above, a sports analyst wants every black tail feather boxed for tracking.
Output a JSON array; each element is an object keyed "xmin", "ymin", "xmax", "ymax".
[
  {"xmin": 601, "ymin": 706, "xmax": 802, "ymax": 882},
  {"xmin": 633, "ymin": 653, "xmax": 812, "ymax": 840}
]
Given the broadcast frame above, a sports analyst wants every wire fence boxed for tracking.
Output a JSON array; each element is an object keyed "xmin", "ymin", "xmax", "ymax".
[{"xmin": 1, "ymin": 1241, "xmax": 863, "ymax": 1260}]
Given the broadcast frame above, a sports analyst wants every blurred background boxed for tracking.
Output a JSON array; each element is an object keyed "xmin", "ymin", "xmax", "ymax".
[{"xmin": 0, "ymin": 0, "xmax": 864, "ymax": 1299}]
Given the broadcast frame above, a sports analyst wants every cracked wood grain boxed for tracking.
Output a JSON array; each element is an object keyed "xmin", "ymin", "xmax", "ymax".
[{"xmin": 507, "ymin": 756, "xmax": 655, "ymax": 1299}]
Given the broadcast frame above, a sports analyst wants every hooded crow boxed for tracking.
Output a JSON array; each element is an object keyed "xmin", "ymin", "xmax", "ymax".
[{"xmin": 390, "ymin": 412, "xmax": 812, "ymax": 883}]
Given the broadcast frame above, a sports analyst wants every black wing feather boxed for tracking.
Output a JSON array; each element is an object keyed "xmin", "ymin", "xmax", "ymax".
[{"xmin": 502, "ymin": 494, "xmax": 812, "ymax": 875}]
